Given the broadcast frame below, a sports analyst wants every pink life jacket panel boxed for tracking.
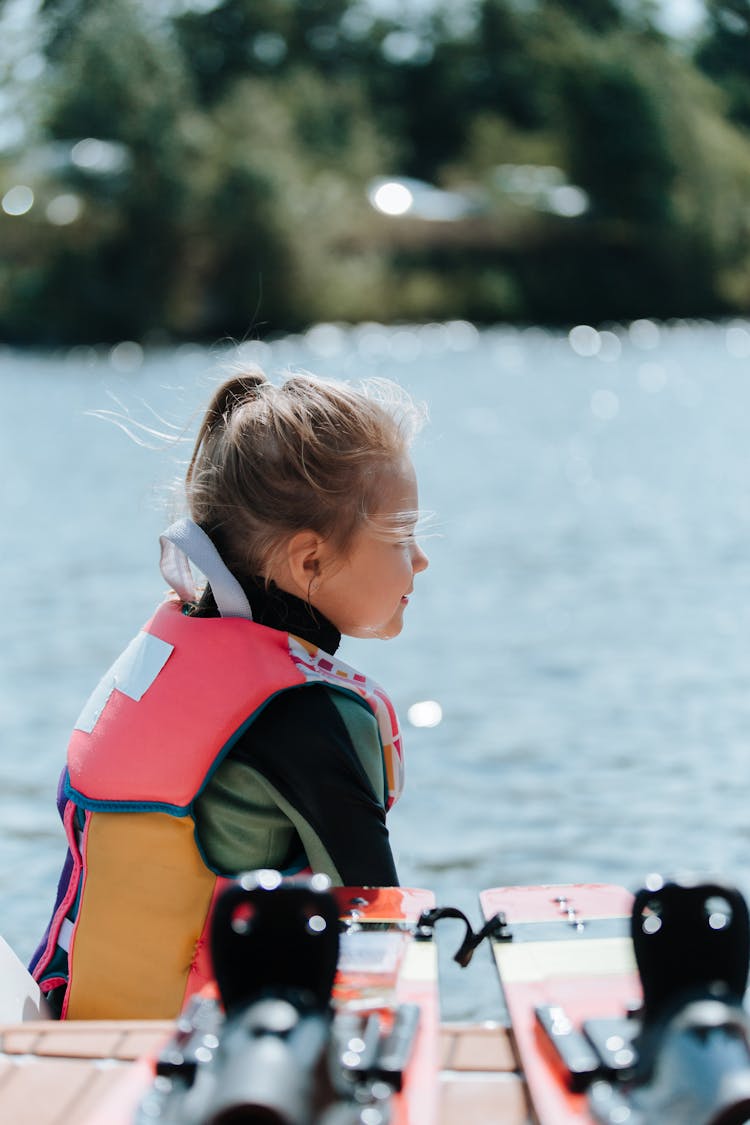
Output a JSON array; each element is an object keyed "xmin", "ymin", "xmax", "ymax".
[{"xmin": 66, "ymin": 600, "xmax": 307, "ymax": 809}]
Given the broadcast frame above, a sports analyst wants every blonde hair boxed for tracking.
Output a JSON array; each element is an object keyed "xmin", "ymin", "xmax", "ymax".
[{"xmin": 186, "ymin": 368, "xmax": 424, "ymax": 581}]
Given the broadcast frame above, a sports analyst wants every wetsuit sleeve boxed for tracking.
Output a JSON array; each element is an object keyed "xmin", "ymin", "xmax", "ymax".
[{"xmin": 194, "ymin": 684, "xmax": 399, "ymax": 886}]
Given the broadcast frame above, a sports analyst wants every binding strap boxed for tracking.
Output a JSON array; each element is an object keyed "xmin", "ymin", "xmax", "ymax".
[
  {"xmin": 417, "ymin": 906, "xmax": 510, "ymax": 967},
  {"xmin": 159, "ymin": 518, "xmax": 253, "ymax": 620}
]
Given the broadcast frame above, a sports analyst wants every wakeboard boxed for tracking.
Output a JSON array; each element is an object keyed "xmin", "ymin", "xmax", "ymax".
[
  {"xmin": 479, "ymin": 882, "xmax": 639, "ymax": 1124},
  {"xmin": 82, "ymin": 878, "xmax": 440, "ymax": 1125},
  {"xmin": 331, "ymin": 885, "xmax": 440, "ymax": 1125}
]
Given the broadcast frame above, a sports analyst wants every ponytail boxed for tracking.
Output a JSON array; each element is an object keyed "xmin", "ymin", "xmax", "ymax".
[{"xmin": 186, "ymin": 370, "xmax": 268, "ymax": 491}]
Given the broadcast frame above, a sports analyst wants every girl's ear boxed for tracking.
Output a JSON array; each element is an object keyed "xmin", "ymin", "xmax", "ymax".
[{"xmin": 284, "ymin": 530, "xmax": 324, "ymax": 598}]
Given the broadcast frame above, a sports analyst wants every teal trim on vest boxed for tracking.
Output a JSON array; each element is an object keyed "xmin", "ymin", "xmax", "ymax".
[
  {"xmin": 65, "ymin": 680, "xmax": 384, "ymax": 818},
  {"xmin": 65, "ymin": 678, "xmax": 377, "ymax": 817}
]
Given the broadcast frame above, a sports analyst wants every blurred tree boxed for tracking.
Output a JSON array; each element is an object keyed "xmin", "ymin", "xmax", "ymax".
[
  {"xmin": 467, "ymin": 0, "xmax": 547, "ymax": 129},
  {"xmin": 553, "ymin": 44, "xmax": 678, "ymax": 224},
  {"xmin": 543, "ymin": 0, "xmax": 624, "ymax": 34},
  {"xmin": 176, "ymin": 70, "xmax": 394, "ymax": 337},
  {"xmin": 40, "ymin": 0, "xmax": 104, "ymax": 60},
  {"xmin": 173, "ymin": 0, "xmax": 353, "ymax": 104},
  {"xmin": 10, "ymin": 0, "xmax": 195, "ymax": 342},
  {"xmin": 695, "ymin": 1, "xmax": 750, "ymax": 128},
  {"xmin": 494, "ymin": 12, "xmax": 731, "ymax": 321},
  {"xmin": 386, "ymin": 41, "xmax": 481, "ymax": 180},
  {"xmin": 3, "ymin": 0, "xmax": 750, "ymax": 340},
  {"xmin": 358, "ymin": 0, "xmax": 546, "ymax": 182}
]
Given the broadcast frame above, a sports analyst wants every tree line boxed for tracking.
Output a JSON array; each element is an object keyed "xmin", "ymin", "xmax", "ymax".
[{"xmin": 1, "ymin": 0, "xmax": 750, "ymax": 344}]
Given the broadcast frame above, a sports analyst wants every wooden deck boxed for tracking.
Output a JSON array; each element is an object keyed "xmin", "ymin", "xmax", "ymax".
[
  {"xmin": 439, "ymin": 1022, "xmax": 530, "ymax": 1123},
  {"xmin": 0, "ymin": 1018, "xmax": 530, "ymax": 1124}
]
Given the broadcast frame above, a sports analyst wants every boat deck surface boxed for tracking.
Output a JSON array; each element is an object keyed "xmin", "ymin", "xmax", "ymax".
[{"xmin": 0, "ymin": 1018, "xmax": 529, "ymax": 1124}]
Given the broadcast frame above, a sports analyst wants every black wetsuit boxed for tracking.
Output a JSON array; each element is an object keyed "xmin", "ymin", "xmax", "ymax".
[{"xmin": 192, "ymin": 579, "xmax": 399, "ymax": 886}]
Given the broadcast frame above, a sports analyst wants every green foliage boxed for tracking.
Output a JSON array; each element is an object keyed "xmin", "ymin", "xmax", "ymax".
[
  {"xmin": 553, "ymin": 41, "xmax": 678, "ymax": 224},
  {"xmin": 696, "ymin": 1, "xmax": 750, "ymax": 128},
  {"xmin": 3, "ymin": 0, "xmax": 750, "ymax": 342},
  {"xmin": 174, "ymin": 0, "xmax": 357, "ymax": 105},
  {"xmin": 1, "ymin": 0, "xmax": 196, "ymax": 342},
  {"xmin": 543, "ymin": 0, "xmax": 625, "ymax": 34},
  {"xmin": 168, "ymin": 71, "xmax": 394, "ymax": 336}
]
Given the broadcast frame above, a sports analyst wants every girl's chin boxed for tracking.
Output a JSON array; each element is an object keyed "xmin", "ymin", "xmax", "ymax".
[
  {"xmin": 373, "ymin": 615, "xmax": 405, "ymax": 640},
  {"xmin": 346, "ymin": 613, "xmax": 405, "ymax": 641}
]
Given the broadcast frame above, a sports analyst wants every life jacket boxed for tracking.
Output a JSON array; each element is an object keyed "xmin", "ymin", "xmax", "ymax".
[{"xmin": 30, "ymin": 522, "xmax": 403, "ymax": 1020}]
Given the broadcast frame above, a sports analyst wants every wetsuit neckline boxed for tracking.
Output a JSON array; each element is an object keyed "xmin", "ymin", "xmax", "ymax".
[{"xmin": 193, "ymin": 577, "xmax": 341, "ymax": 655}]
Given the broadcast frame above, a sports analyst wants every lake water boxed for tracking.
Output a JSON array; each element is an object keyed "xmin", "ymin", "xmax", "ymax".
[{"xmin": 3, "ymin": 318, "xmax": 750, "ymax": 1020}]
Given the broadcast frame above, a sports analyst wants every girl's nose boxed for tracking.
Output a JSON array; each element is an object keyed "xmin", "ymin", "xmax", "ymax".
[{"xmin": 412, "ymin": 542, "xmax": 429, "ymax": 573}]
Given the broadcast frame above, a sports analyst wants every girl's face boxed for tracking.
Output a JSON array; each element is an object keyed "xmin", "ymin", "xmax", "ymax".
[{"xmin": 312, "ymin": 458, "xmax": 429, "ymax": 640}]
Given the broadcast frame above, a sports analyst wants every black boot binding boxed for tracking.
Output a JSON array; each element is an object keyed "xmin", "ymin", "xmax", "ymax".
[
  {"xmin": 134, "ymin": 873, "xmax": 499, "ymax": 1125},
  {"xmin": 588, "ymin": 875, "xmax": 750, "ymax": 1125}
]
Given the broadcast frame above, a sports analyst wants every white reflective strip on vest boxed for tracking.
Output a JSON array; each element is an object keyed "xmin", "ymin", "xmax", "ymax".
[
  {"xmin": 58, "ymin": 918, "xmax": 74, "ymax": 953},
  {"xmin": 74, "ymin": 630, "xmax": 174, "ymax": 735}
]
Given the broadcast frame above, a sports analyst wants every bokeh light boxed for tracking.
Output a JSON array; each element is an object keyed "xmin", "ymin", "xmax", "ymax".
[
  {"xmin": 629, "ymin": 319, "xmax": 661, "ymax": 350},
  {"xmin": 407, "ymin": 700, "xmax": 443, "ymax": 728},
  {"xmin": 46, "ymin": 194, "xmax": 82, "ymax": 226},
  {"xmin": 109, "ymin": 341, "xmax": 144, "ymax": 372},
  {"xmin": 569, "ymin": 324, "xmax": 601, "ymax": 357},
  {"xmin": 2, "ymin": 185, "xmax": 34, "ymax": 216},
  {"xmin": 369, "ymin": 180, "xmax": 413, "ymax": 216}
]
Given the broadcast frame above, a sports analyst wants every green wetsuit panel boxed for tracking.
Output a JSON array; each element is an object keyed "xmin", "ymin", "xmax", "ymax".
[{"xmin": 193, "ymin": 685, "xmax": 395, "ymax": 884}]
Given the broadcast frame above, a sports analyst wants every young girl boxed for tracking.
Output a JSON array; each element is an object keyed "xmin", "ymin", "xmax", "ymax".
[{"xmin": 30, "ymin": 369, "xmax": 429, "ymax": 1020}]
